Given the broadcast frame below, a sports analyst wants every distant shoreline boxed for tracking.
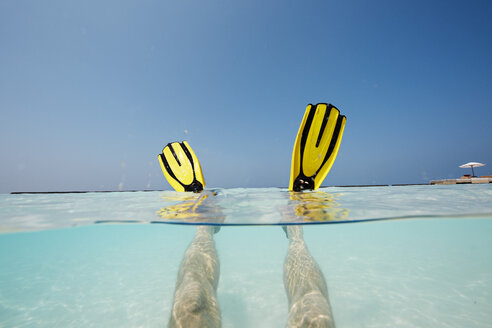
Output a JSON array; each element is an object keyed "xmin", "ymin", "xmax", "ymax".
[
  {"xmin": 9, "ymin": 183, "xmax": 435, "ymax": 194},
  {"xmin": 10, "ymin": 181, "xmax": 492, "ymax": 194}
]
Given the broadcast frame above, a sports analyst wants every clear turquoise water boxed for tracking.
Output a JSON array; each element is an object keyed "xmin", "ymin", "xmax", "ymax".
[{"xmin": 1, "ymin": 184, "xmax": 492, "ymax": 327}]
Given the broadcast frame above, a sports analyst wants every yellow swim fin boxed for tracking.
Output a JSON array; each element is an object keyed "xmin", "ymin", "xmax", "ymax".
[
  {"xmin": 158, "ymin": 141, "xmax": 205, "ymax": 192},
  {"xmin": 289, "ymin": 103, "xmax": 346, "ymax": 191}
]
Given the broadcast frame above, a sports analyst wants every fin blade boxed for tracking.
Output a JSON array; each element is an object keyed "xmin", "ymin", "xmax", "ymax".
[
  {"xmin": 289, "ymin": 103, "xmax": 347, "ymax": 191},
  {"xmin": 158, "ymin": 141, "xmax": 205, "ymax": 192}
]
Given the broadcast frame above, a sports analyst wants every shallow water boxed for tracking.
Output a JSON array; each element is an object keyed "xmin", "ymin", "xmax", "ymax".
[{"xmin": 1, "ymin": 185, "xmax": 492, "ymax": 327}]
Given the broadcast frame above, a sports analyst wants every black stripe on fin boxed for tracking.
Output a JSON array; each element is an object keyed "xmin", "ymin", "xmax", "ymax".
[
  {"xmin": 299, "ymin": 104, "xmax": 316, "ymax": 172},
  {"xmin": 316, "ymin": 109, "xmax": 345, "ymax": 175},
  {"xmin": 180, "ymin": 141, "xmax": 196, "ymax": 179},
  {"xmin": 168, "ymin": 143, "xmax": 181, "ymax": 166},
  {"xmin": 160, "ymin": 153, "xmax": 185, "ymax": 189},
  {"xmin": 315, "ymin": 105, "xmax": 332, "ymax": 148}
]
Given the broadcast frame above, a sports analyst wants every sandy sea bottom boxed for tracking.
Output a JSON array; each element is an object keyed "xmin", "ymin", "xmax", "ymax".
[{"xmin": 1, "ymin": 217, "xmax": 491, "ymax": 328}]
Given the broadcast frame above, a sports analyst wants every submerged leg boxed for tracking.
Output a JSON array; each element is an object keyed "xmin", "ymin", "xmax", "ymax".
[
  {"xmin": 169, "ymin": 226, "xmax": 221, "ymax": 328},
  {"xmin": 283, "ymin": 226, "xmax": 335, "ymax": 328}
]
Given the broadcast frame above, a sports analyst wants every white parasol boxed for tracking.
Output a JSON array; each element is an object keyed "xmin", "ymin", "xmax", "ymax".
[{"xmin": 459, "ymin": 162, "xmax": 485, "ymax": 177}]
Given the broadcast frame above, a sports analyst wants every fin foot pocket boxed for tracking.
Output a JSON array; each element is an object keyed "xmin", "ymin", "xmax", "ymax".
[
  {"xmin": 187, "ymin": 181, "xmax": 204, "ymax": 193},
  {"xmin": 292, "ymin": 175, "xmax": 315, "ymax": 192}
]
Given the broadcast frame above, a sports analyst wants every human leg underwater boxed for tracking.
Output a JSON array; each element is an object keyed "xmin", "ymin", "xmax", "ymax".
[
  {"xmin": 283, "ymin": 226, "xmax": 335, "ymax": 328},
  {"xmin": 168, "ymin": 226, "xmax": 221, "ymax": 328}
]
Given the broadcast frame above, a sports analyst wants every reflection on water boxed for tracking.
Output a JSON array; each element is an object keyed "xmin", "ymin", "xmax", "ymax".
[
  {"xmin": 157, "ymin": 191, "xmax": 225, "ymax": 224},
  {"xmin": 156, "ymin": 190, "xmax": 349, "ymax": 225},
  {"xmin": 282, "ymin": 191, "xmax": 349, "ymax": 223}
]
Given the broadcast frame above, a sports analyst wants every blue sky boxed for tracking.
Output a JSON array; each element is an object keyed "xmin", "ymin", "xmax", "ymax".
[{"xmin": 1, "ymin": 0, "xmax": 491, "ymax": 192}]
